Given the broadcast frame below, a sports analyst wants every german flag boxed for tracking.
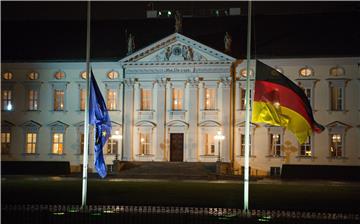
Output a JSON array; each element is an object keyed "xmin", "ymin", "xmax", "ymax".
[{"xmin": 252, "ymin": 60, "xmax": 324, "ymax": 144}]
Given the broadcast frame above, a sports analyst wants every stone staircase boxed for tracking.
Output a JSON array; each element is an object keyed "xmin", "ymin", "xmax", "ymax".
[{"xmin": 113, "ymin": 162, "xmax": 218, "ymax": 180}]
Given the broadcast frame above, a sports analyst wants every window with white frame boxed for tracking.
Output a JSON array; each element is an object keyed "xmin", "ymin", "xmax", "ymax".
[
  {"xmin": 328, "ymin": 79, "xmax": 347, "ymax": 111},
  {"xmin": 1, "ymin": 121, "xmax": 14, "ymax": 155},
  {"xmin": 172, "ymin": 88, "xmax": 183, "ymax": 110},
  {"xmin": 22, "ymin": 120, "xmax": 41, "ymax": 154},
  {"xmin": 1, "ymin": 132, "xmax": 11, "ymax": 155},
  {"xmin": 54, "ymin": 90, "xmax": 65, "ymax": 111},
  {"xmin": 240, "ymin": 134, "xmax": 252, "ymax": 156},
  {"xmin": 49, "ymin": 121, "xmax": 68, "ymax": 155},
  {"xmin": 140, "ymin": 89, "xmax": 152, "ymax": 111},
  {"xmin": 204, "ymin": 88, "xmax": 216, "ymax": 110},
  {"xmin": 204, "ymin": 133, "xmax": 216, "ymax": 155},
  {"xmin": 300, "ymin": 136, "xmax": 312, "ymax": 157},
  {"xmin": 28, "ymin": 89, "xmax": 39, "ymax": 110},
  {"xmin": 327, "ymin": 121, "xmax": 350, "ymax": 158},
  {"xmin": 330, "ymin": 134, "xmax": 343, "ymax": 157},
  {"xmin": 240, "ymin": 88, "xmax": 252, "ymax": 110},
  {"xmin": 26, "ymin": 133, "xmax": 37, "ymax": 154},
  {"xmin": 270, "ymin": 134, "xmax": 282, "ymax": 156},
  {"xmin": 105, "ymin": 126, "xmax": 122, "ymax": 155},
  {"xmin": 1, "ymin": 89, "xmax": 13, "ymax": 111},
  {"xmin": 139, "ymin": 132, "xmax": 151, "ymax": 155},
  {"xmin": 107, "ymin": 89, "xmax": 117, "ymax": 110}
]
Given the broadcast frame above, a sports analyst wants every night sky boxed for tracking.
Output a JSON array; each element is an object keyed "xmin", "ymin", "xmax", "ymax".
[{"xmin": 2, "ymin": 1, "xmax": 360, "ymax": 61}]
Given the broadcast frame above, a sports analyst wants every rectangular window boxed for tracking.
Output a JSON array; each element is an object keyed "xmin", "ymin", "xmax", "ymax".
[
  {"xmin": 26, "ymin": 133, "xmax": 37, "ymax": 154},
  {"xmin": 28, "ymin": 90, "xmax": 38, "ymax": 110},
  {"xmin": 240, "ymin": 88, "xmax": 252, "ymax": 110},
  {"xmin": 204, "ymin": 88, "xmax": 216, "ymax": 110},
  {"xmin": 172, "ymin": 88, "xmax": 183, "ymax": 110},
  {"xmin": 270, "ymin": 134, "xmax": 281, "ymax": 156},
  {"xmin": 54, "ymin": 90, "xmax": 65, "ymax": 111},
  {"xmin": 2, "ymin": 90, "xmax": 12, "ymax": 110},
  {"xmin": 52, "ymin": 133, "xmax": 64, "ymax": 154},
  {"xmin": 330, "ymin": 134, "xmax": 342, "ymax": 157},
  {"xmin": 330, "ymin": 87, "xmax": 343, "ymax": 111},
  {"xmin": 141, "ymin": 89, "xmax": 152, "ymax": 111},
  {"xmin": 1, "ymin": 132, "xmax": 11, "ymax": 154},
  {"xmin": 106, "ymin": 138, "xmax": 118, "ymax": 154},
  {"xmin": 80, "ymin": 89, "xmax": 86, "ymax": 111},
  {"xmin": 204, "ymin": 133, "xmax": 215, "ymax": 155},
  {"xmin": 300, "ymin": 136, "xmax": 312, "ymax": 156},
  {"xmin": 107, "ymin": 89, "xmax": 117, "ymax": 110},
  {"xmin": 240, "ymin": 134, "xmax": 252, "ymax": 156},
  {"xmin": 139, "ymin": 132, "xmax": 151, "ymax": 155}
]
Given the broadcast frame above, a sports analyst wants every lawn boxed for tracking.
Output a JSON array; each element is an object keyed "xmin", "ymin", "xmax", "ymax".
[{"xmin": 2, "ymin": 178, "xmax": 360, "ymax": 213}]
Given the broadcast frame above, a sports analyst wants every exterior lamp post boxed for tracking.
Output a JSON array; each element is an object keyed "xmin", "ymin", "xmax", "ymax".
[{"xmin": 214, "ymin": 131, "xmax": 225, "ymax": 162}]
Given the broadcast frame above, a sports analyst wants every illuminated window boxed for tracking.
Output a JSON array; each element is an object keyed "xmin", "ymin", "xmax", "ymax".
[
  {"xmin": 140, "ymin": 89, "xmax": 152, "ymax": 110},
  {"xmin": 107, "ymin": 89, "xmax": 117, "ymax": 110},
  {"xmin": 204, "ymin": 88, "xmax": 216, "ymax": 110},
  {"xmin": 299, "ymin": 67, "xmax": 313, "ymax": 77},
  {"xmin": 80, "ymin": 89, "xmax": 86, "ymax": 111},
  {"xmin": 204, "ymin": 133, "xmax": 215, "ymax": 155},
  {"xmin": 1, "ymin": 90, "xmax": 13, "ymax": 111},
  {"xmin": 80, "ymin": 71, "xmax": 87, "ymax": 80},
  {"xmin": 240, "ymin": 88, "xmax": 252, "ymax": 110},
  {"xmin": 240, "ymin": 134, "xmax": 252, "ymax": 156},
  {"xmin": 2, "ymin": 72, "xmax": 13, "ymax": 80},
  {"xmin": 28, "ymin": 72, "xmax": 39, "ymax": 80},
  {"xmin": 26, "ymin": 133, "xmax": 37, "ymax": 154},
  {"xmin": 28, "ymin": 89, "xmax": 39, "ymax": 110},
  {"xmin": 139, "ymin": 132, "xmax": 151, "ymax": 155},
  {"xmin": 330, "ymin": 66, "xmax": 345, "ymax": 76},
  {"xmin": 106, "ymin": 137, "xmax": 118, "ymax": 154},
  {"xmin": 52, "ymin": 133, "xmax": 64, "ymax": 154},
  {"xmin": 54, "ymin": 90, "xmax": 65, "ymax": 111},
  {"xmin": 54, "ymin": 71, "xmax": 65, "ymax": 80},
  {"xmin": 240, "ymin": 68, "xmax": 254, "ymax": 77},
  {"xmin": 172, "ymin": 88, "xmax": 183, "ymax": 110},
  {"xmin": 1, "ymin": 132, "xmax": 11, "ymax": 155},
  {"xmin": 330, "ymin": 134, "xmax": 343, "ymax": 157},
  {"xmin": 270, "ymin": 133, "xmax": 282, "ymax": 156},
  {"xmin": 300, "ymin": 136, "xmax": 312, "ymax": 156},
  {"xmin": 107, "ymin": 70, "xmax": 119, "ymax": 79}
]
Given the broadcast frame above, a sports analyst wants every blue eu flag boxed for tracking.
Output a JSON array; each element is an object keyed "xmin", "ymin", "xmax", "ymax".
[{"xmin": 89, "ymin": 70, "xmax": 111, "ymax": 178}]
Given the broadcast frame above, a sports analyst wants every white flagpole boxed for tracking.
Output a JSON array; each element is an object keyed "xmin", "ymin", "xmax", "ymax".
[
  {"xmin": 244, "ymin": 0, "xmax": 252, "ymax": 212},
  {"xmin": 82, "ymin": 0, "xmax": 91, "ymax": 208}
]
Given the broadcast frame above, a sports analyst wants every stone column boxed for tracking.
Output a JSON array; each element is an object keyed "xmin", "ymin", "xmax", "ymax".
[
  {"xmin": 186, "ymin": 77, "xmax": 199, "ymax": 162},
  {"xmin": 155, "ymin": 78, "xmax": 167, "ymax": 161},
  {"xmin": 221, "ymin": 77, "xmax": 231, "ymax": 162},
  {"xmin": 123, "ymin": 78, "xmax": 135, "ymax": 161}
]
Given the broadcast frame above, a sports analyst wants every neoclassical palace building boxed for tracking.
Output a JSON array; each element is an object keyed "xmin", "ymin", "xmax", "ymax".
[{"xmin": 1, "ymin": 33, "xmax": 360, "ymax": 175}]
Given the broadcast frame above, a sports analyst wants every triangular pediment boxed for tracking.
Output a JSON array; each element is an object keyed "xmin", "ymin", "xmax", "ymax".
[{"xmin": 120, "ymin": 33, "xmax": 235, "ymax": 64}]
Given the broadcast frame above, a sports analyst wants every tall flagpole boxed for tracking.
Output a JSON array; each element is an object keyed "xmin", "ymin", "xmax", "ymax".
[
  {"xmin": 82, "ymin": 0, "xmax": 91, "ymax": 208},
  {"xmin": 244, "ymin": 0, "xmax": 252, "ymax": 212}
]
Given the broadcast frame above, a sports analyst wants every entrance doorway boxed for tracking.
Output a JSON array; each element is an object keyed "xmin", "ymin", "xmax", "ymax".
[{"xmin": 170, "ymin": 133, "xmax": 184, "ymax": 162}]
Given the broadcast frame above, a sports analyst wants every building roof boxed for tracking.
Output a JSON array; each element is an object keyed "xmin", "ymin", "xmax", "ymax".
[{"xmin": 2, "ymin": 2, "xmax": 359, "ymax": 62}]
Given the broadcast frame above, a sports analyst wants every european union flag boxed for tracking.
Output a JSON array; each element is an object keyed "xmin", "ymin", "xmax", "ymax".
[{"xmin": 89, "ymin": 70, "xmax": 111, "ymax": 178}]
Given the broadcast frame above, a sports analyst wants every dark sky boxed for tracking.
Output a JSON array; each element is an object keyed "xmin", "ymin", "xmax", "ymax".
[{"xmin": 2, "ymin": 1, "xmax": 360, "ymax": 61}]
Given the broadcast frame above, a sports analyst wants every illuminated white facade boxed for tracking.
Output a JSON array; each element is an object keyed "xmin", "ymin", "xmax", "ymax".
[{"xmin": 1, "ymin": 33, "xmax": 359, "ymax": 175}]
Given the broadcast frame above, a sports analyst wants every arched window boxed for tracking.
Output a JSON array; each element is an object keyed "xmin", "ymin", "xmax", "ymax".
[
  {"xmin": 299, "ymin": 67, "xmax": 313, "ymax": 77},
  {"xmin": 2, "ymin": 72, "xmax": 13, "ymax": 80},
  {"xmin": 28, "ymin": 72, "xmax": 39, "ymax": 80},
  {"xmin": 80, "ymin": 71, "xmax": 87, "ymax": 80}
]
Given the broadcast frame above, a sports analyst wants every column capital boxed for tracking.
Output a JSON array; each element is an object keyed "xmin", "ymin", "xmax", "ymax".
[
  {"xmin": 186, "ymin": 77, "xmax": 200, "ymax": 88},
  {"xmin": 124, "ymin": 78, "xmax": 137, "ymax": 87},
  {"xmin": 220, "ymin": 76, "xmax": 232, "ymax": 87}
]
